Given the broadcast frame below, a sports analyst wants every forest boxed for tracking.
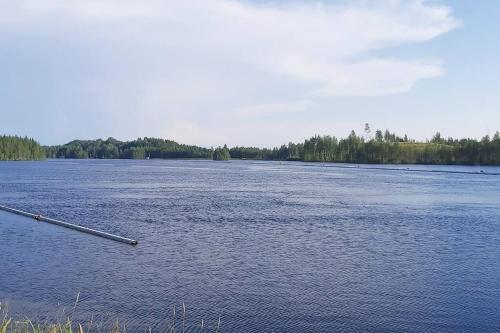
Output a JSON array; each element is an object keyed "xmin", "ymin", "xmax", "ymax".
[
  {"xmin": 213, "ymin": 145, "xmax": 231, "ymax": 161},
  {"xmin": 232, "ymin": 128, "xmax": 500, "ymax": 165},
  {"xmin": 0, "ymin": 135, "xmax": 46, "ymax": 160},
  {"xmin": 2, "ymin": 127, "xmax": 500, "ymax": 165},
  {"xmin": 45, "ymin": 137, "xmax": 212, "ymax": 159}
]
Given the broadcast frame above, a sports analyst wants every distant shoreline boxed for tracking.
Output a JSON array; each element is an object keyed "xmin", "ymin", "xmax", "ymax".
[
  {"xmin": 2, "ymin": 129, "xmax": 500, "ymax": 165},
  {"xmin": 5, "ymin": 157, "xmax": 500, "ymax": 169}
]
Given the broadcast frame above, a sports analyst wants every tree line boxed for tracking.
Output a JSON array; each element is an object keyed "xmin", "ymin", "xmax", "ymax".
[
  {"xmin": 45, "ymin": 137, "xmax": 213, "ymax": 159},
  {"xmin": 229, "ymin": 127, "xmax": 500, "ymax": 165},
  {"xmin": 2, "ymin": 127, "xmax": 500, "ymax": 165},
  {"xmin": 213, "ymin": 145, "xmax": 231, "ymax": 161},
  {"xmin": 0, "ymin": 135, "xmax": 45, "ymax": 160}
]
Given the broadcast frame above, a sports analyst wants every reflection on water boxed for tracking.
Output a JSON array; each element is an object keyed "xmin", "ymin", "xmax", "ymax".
[{"xmin": 0, "ymin": 160, "xmax": 499, "ymax": 332}]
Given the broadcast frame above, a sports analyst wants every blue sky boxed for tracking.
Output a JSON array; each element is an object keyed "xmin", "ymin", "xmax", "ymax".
[{"xmin": 0, "ymin": 1, "xmax": 498, "ymax": 147}]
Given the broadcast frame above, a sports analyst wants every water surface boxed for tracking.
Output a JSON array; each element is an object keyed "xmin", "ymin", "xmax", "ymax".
[{"xmin": 1, "ymin": 160, "xmax": 499, "ymax": 332}]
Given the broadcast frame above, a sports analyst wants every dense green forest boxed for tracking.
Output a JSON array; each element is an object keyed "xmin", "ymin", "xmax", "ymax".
[
  {"xmin": 236, "ymin": 129, "xmax": 500, "ymax": 165},
  {"xmin": 213, "ymin": 145, "xmax": 231, "ymax": 161},
  {"xmin": 263, "ymin": 129, "xmax": 500, "ymax": 165},
  {"xmin": 43, "ymin": 128, "xmax": 500, "ymax": 165},
  {"xmin": 228, "ymin": 130, "xmax": 500, "ymax": 165},
  {"xmin": 45, "ymin": 137, "xmax": 212, "ymax": 159},
  {"xmin": 0, "ymin": 135, "xmax": 45, "ymax": 160},
  {"xmin": 45, "ymin": 137, "xmax": 232, "ymax": 161},
  {"xmin": 3, "ymin": 126, "xmax": 500, "ymax": 165}
]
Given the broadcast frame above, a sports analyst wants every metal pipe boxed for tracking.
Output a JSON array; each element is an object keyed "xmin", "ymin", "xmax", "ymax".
[{"xmin": 0, "ymin": 205, "xmax": 138, "ymax": 245}]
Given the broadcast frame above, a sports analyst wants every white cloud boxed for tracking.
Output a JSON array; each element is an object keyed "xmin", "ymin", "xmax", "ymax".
[{"xmin": 0, "ymin": 0, "xmax": 459, "ymax": 145}]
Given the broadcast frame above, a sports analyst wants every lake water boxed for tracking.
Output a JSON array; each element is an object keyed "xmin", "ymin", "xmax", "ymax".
[{"xmin": 0, "ymin": 159, "xmax": 499, "ymax": 332}]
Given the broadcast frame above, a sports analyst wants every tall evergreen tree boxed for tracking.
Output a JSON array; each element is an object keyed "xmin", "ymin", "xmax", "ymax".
[{"xmin": 0, "ymin": 135, "xmax": 45, "ymax": 160}]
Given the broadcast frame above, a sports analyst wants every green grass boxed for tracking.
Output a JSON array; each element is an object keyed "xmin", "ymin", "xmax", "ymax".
[{"xmin": 1, "ymin": 298, "xmax": 221, "ymax": 333}]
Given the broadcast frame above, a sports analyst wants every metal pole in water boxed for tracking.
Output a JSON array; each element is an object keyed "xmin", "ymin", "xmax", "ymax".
[{"xmin": 0, "ymin": 205, "xmax": 138, "ymax": 245}]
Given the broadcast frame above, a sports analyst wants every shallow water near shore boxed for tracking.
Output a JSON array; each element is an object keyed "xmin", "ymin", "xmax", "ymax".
[{"xmin": 1, "ymin": 159, "xmax": 499, "ymax": 332}]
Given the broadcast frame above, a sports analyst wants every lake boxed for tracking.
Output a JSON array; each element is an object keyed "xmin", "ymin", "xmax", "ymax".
[{"xmin": 1, "ymin": 159, "xmax": 499, "ymax": 332}]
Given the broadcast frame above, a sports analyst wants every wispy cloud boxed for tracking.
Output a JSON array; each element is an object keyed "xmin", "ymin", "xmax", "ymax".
[{"xmin": 0, "ymin": 0, "xmax": 459, "ymax": 145}]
